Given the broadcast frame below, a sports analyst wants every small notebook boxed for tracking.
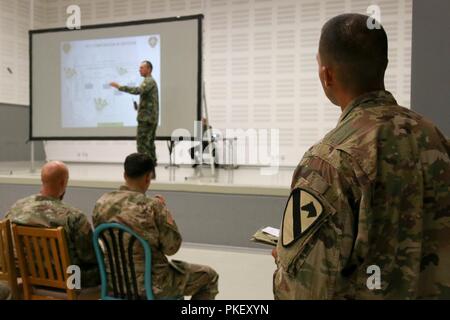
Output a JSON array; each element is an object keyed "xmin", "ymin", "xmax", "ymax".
[{"xmin": 251, "ymin": 226, "xmax": 279, "ymax": 246}]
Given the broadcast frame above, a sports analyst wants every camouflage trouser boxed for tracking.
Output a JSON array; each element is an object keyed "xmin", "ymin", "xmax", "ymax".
[
  {"xmin": 0, "ymin": 282, "xmax": 10, "ymax": 300},
  {"xmin": 80, "ymin": 264, "xmax": 101, "ymax": 288},
  {"xmin": 157, "ymin": 260, "xmax": 219, "ymax": 300},
  {"xmin": 137, "ymin": 121, "xmax": 157, "ymax": 163},
  {"xmin": 182, "ymin": 262, "xmax": 219, "ymax": 300}
]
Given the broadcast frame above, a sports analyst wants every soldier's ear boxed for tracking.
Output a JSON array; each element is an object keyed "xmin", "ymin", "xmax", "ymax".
[
  {"xmin": 321, "ymin": 65, "xmax": 333, "ymax": 88},
  {"xmin": 145, "ymin": 172, "xmax": 152, "ymax": 184},
  {"xmin": 60, "ymin": 176, "xmax": 68, "ymax": 190}
]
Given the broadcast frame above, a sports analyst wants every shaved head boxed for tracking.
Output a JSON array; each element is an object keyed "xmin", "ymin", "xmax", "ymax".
[{"xmin": 40, "ymin": 161, "xmax": 69, "ymax": 199}]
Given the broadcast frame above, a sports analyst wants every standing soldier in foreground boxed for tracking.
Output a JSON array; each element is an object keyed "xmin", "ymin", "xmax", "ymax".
[
  {"xmin": 111, "ymin": 60, "xmax": 159, "ymax": 170},
  {"xmin": 273, "ymin": 14, "xmax": 450, "ymax": 299}
]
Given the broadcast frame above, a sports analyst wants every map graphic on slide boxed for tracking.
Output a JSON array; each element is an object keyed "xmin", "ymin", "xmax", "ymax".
[{"xmin": 61, "ymin": 35, "xmax": 161, "ymax": 128}]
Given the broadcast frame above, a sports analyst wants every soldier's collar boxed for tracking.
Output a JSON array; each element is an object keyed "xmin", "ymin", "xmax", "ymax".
[
  {"xmin": 119, "ymin": 185, "xmax": 131, "ymax": 191},
  {"xmin": 119, "ymin": 185, "xmax": 144, "ymax": 194},
  {"xmin": 35, "ymin": 194, "xmax": 60, "ymax": 202},
  {"xmin": 338, "ymin": 90, "xmax": 397, "ymax": 124}
]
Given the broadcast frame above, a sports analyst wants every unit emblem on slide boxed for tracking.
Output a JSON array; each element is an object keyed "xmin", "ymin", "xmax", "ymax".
[
  {"xmin": 148, "ymin": 36, "xmax": 158, "ymax": 48},
  {"xmin": 62, "ymin": 43, "xmax": 71, "ymax": 54},
  {"xmin": 281, "ymin": 188, "xmax": 324, "ymax": 247}
]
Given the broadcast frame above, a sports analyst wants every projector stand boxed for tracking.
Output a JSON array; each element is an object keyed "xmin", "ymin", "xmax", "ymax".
[
  {"xmin": 30, "ymin": 141, "xmax": 36, "ymax": 173},
  {"xmin": 165, "ymin": 140, "xmax": 180, "ymax": 168},
  {"xmin": 202, "ymin": 81, "xmax": 215, "ymax": 176},
  {"xmin": 184, "ymin": 81, "xmax": 218, "ymax": 181}
]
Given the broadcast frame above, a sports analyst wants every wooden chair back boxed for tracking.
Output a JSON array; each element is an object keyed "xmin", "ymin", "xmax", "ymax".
[
  {"xmin": 0, "ymin": 219, "xmax": 19, "ymax": 299},
  {"xmin": 11, "ymin": 224, "xmax": 76, "ymax": 300}
]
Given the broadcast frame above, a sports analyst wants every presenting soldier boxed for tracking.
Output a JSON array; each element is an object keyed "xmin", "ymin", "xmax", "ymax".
[
  {"xmin": 6, "ymin": 161, "xmax": 100, "ymax": 289},
  {"xmin": 273, "ymin": 14, "xmax": 450, "ymax": 299},
  {"xmin": 110, "ymin": 60, "xmax": 159, "ymax": 168},
  {"xmin": 93, "ymin": 153, "xmax": 219, "ymax": 299}
]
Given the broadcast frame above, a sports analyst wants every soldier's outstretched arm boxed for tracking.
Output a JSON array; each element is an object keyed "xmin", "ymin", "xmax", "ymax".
[
  {"xmin": 118, "ymin": 85, "xmax": 141, "ymax": 95},
  {"xmin": 118, "ymin": 78, "xmax": 153, "ymax": 95}
]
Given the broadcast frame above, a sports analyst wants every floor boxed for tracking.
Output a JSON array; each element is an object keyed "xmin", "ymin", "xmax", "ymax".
[{"xmin": 173, "ymin": 243, "xmax": 275, "ymax": 300}]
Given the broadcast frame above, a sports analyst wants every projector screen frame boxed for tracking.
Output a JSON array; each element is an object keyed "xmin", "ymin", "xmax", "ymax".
[{"xmin": 29, "ymin": 14, "xmax": 203, "ymax": 141}]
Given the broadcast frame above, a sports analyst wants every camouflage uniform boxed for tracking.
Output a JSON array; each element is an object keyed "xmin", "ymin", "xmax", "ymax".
[
  {"xmin": 119, "ymin": 76, "xmax": 159, "ymax": 163},
  {"xmin": 6, "ymin": 195, "xmax": 100, "ymax": 288},
  {"xmin": 92, "ymin": 186, "xmax": 219, "ymax": 299},
  {"xmin": 0, "ymin": 282, "xmax": 10, "ymax": 300},
  {"xmin": 274, "ymin": 91, "xmax": 450, "ymax": 299}
]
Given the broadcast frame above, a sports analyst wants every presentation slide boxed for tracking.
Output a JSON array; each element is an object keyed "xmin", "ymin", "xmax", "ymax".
[
  {"xmin": 61, "ymin": 35, "xmax": 161, "ymax": 129},
  {"xmin": 31, "ymin": 16, "xmax": 201, "ymax": 139}
]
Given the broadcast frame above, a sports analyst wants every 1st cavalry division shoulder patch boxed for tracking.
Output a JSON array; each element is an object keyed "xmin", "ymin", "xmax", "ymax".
[{"xmin": 281, "ymin": 188, "xmax": 324, "ymax": 247}]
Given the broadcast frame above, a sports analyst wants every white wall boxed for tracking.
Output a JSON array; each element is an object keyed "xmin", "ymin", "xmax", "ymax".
[
  {"xmin": 0, "ymin": 0, "xmax": 31, "ymax": 105},
  {"xmin": 34, "ymin": 0, "xmax": 412, "ymax": 166}
]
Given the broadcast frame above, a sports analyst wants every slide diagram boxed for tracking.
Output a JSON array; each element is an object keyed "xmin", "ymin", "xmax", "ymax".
[{"xmin": 61, "ymin": 34, "xmax": 161, "ymax": 128}]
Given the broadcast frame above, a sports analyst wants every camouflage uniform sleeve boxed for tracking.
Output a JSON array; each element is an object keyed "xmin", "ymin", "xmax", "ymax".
[
  {"xmin": 5, "ymin": 197, "xmax": 29, "ymax": 219},
  {"xmin": 118, "ymin": 78, "xmax": 153, "ymax": 95},
  {"xmin": 274, "ymin": 148, "xmax": 358, "ymax": 300},
  {"xmin": 92, "ymin": 201, "xmax": 108, "ymax": 227},
  {"xmin": 152, "ymin": 200, "xmax": 182, "ymax": 256},
  {"xmin": 66, "ymin": 211, "xmax": 98, "ymax": 266},
  {"xmin": 4, "ymin": 209, "xmax": 12, "ymax": 219},
  {"xmin": 91, "ymin": 202, "xmax": 100, "ymax": 227}
]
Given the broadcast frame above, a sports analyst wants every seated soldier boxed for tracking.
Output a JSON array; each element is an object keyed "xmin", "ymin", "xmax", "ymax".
[
  {"xmin": 0, "ymin": 283, "xmax": 10, "ymax": 300},
  {"xmin": 6, "ymin": 161, "xmax": 100, "ymax": 289},
  {"xmin": 92, "ymin": 153, "xmax": 219, "ymax": 299}
]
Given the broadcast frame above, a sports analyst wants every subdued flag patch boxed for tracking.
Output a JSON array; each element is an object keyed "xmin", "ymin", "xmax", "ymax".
[{"xmin": 281, "ymin": 188, "xmax": 324, "ymax": 247}]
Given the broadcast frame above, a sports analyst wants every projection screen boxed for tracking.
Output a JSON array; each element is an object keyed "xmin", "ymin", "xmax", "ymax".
[{"xmin": 30, "ymin": 15, "xmax": 202, "ymax": 140}]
